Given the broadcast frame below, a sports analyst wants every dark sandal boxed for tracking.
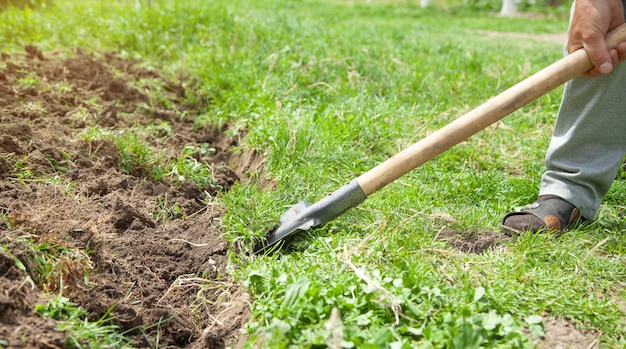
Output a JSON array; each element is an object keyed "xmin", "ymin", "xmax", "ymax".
[{"xmin": 501, "ymin": 195, "xmax": 581, "ymax": 236}]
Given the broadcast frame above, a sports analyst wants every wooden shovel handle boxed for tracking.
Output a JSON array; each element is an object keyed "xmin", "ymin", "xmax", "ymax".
[{"xmin": 356, "ymin": 23, "xmax": 626, "ymax": 196}]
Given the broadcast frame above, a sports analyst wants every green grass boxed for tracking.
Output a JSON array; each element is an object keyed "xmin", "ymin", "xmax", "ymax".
[
  {"xmin": 2, "ymin": 0, "xmax": 625, "ymax": 348},
  {"xmin": 80, "ymin": 124, "xmax": 220, "ymax": 188},
  {"xmin": 35, "ymin": 296, "xmax": 133, "ymax": 348}
]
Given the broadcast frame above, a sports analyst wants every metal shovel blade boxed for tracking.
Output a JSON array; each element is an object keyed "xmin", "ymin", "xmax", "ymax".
[{"xmin": 254, "ymin": 180, "xmax": 367, "ymax": 254}]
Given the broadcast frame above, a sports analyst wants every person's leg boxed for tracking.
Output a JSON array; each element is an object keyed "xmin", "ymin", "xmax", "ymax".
[
  {"xmin": 502, "ymin": 2, "xmax": 626, "ymax": 234},
  {"xmin": 540, "ymin": 66, "xmax": 626, "ymax": 220},
  {"xmin": 502, "ymin": 66, "xmax": 626, "ymax": 234}
]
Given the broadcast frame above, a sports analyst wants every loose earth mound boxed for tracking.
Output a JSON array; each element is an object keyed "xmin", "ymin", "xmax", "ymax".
[{"xmin": 0, "ymin": 46, "xmax": 256, "ymax": 348}]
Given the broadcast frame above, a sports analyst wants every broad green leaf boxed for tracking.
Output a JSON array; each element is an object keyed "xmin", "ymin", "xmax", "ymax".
[
  {"xmin": 451, "ymin": 322, "xmax": 482, "ymax": 349},
  {"xmin": 525, "ymin": 314, "xmax": 543, "ymax": 325},
  {"xmin": 482, "ymin": 311, "xmax": 502, "ymax": 331},
  {"xmin": 473, "ymin": 287, "xmax": 486, "ymax": 303},
  {"xmin": 280, "ymin": 278, "xmax": 310, "ymax": 312}
]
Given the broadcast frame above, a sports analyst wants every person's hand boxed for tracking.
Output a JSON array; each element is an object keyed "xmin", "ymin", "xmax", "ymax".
[{"xmin": 568, "ymin": 0, "xmax": 626, "ymax": 77}]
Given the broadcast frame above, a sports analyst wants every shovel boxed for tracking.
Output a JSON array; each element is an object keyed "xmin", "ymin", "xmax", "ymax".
[{"xmin": 255, "ymin": 24, "xmax": 626, "ymax": 254}]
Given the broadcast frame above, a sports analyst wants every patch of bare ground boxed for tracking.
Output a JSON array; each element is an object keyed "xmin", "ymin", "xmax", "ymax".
[
  {"xmin": 0, "ymin": 46, "xmax": 261, "ymax": 348},
  {"xmin": 437, "ymin": 229, "xmax": 509, "ymax": 254},
  {"xmin": 535, "ymin": 317, "xmax": 600, "ymax": 349}
]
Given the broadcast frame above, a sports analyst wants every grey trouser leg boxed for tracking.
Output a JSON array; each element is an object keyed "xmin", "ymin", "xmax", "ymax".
[{"xmin": 539, "ymin": 1, "xmax": 626, "ymax": 219}]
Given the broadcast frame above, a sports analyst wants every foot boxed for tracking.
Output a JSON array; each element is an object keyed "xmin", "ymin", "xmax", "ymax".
[{"xmin": 501, "ymin": 195, "xmax": 581, "ymax": 236}]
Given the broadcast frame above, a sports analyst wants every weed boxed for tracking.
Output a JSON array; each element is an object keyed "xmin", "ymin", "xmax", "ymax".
[
  {"xmin": 9, "ymin": 156, "xmax": 76, "ymax": 194},
  {"xmin": 125, "ymin": 314, "xmax": 177, "ymax": 349},
  {"xmin": 115, "ymin": 131, "xmax": 156, "ymax": 175},
  {"xmin": 165, "ymin": 145, "xmax": 217, "ymax": 188},
  {"xmin": 15, "ymin": 237, "xmax": 91, "ymax": 293},
  {"xmin": 80, "ymin": 126, "xmax": 161, "ymax": 178},
  {"xmin": 81, "ymin": 126, "xmax": 218, "ymax": 187},
  {"xmin": 56, "ymin": 80, "xmax": 73, "ymax": 94},
  {"xmin": 152, "ymin": 196, "xmax": 183, "ymax": 223},
  {"xmin": 144, "ymin": 120, "xmax": 174, "ymax": 138},
  {"xmin": 12, "ymin": 156, "xmax": 34, "ymax": 183},
  {"xmin": 35, "ymin": 296, "xmax": 133, "ymax": 349},
  {"xmin": 16, "ymin": 69, "xmax": 40, "ymax": 88},
  {"xmin": 44, "ymin": 149, "xmax": 72, "ymax": 173}
]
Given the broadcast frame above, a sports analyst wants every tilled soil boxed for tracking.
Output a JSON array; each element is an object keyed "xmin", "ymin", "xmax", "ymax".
[{"xmin": 0, "ymin": 46, "xmax": 258, "ymax": 348}]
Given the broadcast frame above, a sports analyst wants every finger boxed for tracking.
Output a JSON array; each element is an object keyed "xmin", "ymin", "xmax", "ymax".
[
  {"xmin": 585, "ymin": 41, "xmax": 613, "ymax": 74},
  {"xmin": 576, "ymin": 37, "xmax": 607, "ymax": 77},
  {"xmin": 582, "ymin": 67, "xmax": 601, "ymax": 78},
  {"xmin": 616, "ymin": 41, "xmax": 626, "ymax": 61},
  {"xmin": 610, "ymin": 48, "xmax": 619, "ymax": 66}
]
